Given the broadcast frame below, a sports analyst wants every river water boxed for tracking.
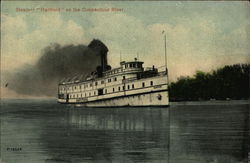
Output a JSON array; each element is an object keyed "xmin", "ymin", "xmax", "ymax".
[{"xmin": 0, "ymin": 99, "xmax": 249, "ymax": 163}]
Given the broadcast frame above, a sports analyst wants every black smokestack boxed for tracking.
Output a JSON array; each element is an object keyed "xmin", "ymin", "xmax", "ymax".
[
  {"xmin": 88, "ymin": 39, "xmax": 109, "ymax": 71},
  {"xmin": 88, "ymin": 39, "xmax": 111, "ymax": 77},
  {"xmin": 6, "ymin": 39, "xmax": 110, "ymax": 97}
]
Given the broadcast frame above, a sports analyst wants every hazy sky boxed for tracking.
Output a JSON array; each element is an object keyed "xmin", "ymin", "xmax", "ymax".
[{"xmin": 1, "ymin": 1, "xmax": 250, "ymax": 84}]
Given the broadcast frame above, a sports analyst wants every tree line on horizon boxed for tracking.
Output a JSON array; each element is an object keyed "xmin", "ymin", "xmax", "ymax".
[{"xmin": 169, "ymin": 64, "xmax": 249, "ymax": 101}]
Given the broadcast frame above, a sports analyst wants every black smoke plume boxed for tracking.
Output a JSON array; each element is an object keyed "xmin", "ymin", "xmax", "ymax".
[{"xmin": 6, "ymin": 39, "xmax": 110, "ymax": 97}]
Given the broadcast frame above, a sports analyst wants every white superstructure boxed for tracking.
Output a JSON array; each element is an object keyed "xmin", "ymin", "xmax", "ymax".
[{"xmin": 58, "ymin": 59, "xmax": 169, "ymax": 107}]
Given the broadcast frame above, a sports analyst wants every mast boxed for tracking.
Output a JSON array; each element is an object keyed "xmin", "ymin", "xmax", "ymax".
[
  {"xmin": 164, "ymin": 32, "xmax": 168, "ymax": 74},
  {"xmin": 163, "ymin": 30, "xmax": 170, "ymax": 163}
]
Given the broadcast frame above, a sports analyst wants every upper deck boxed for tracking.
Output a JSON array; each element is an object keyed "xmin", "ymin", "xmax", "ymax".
[
  {"xmin": 59, "ymin": 58, "xmax": 150, "ymax": 86},
  {"xmin": 103, "ymin": 60, "xmax": 144, "ymax": 77}
]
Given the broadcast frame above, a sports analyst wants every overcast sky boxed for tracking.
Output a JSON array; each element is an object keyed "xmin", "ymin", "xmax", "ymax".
[{"xmin": 1, "ymin": 1, "xmax": 250, "ymax": 82}]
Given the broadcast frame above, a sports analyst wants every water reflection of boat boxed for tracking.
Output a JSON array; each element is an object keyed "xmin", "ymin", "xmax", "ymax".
[
  {"xmin": 68, "ymin": 108, "xmax": 169, "ymax": 162},
  {"xmin": 68, "ymin": 107, "xmax": 169, "ymax": 132}
]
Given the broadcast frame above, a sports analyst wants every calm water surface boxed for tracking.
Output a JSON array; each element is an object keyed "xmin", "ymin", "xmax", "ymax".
[{"xmin": 0, "ymin": 99, "xmax": 249, "ymax": 163}]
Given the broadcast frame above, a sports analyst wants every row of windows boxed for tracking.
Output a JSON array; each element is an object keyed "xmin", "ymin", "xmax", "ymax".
[
  {"xmin": 107, "ymin": 77, "xmax": 117, "ymax": 82},
  {"xmin": 70, "ymin": 91, "xmax": 97, "ymax": 98},
  {"xmin": 69, "ymin": 81, "xmax": 154, "ymax": 98},
  {"xmin": 61, "ymin": 77, "xmax": 119, "ymax": 91},
  {"xmin": 125, "ymin": 63, "xmax": 142, "ymax": 68},
  {"xmin": 107, "ymin": 81, "xmax": 153, "ymax": 93}
]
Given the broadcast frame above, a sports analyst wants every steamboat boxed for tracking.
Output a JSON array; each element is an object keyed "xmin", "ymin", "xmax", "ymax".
[{"xmin": 58, "ymin": 40, "xmax": 169, "ymax": 107}]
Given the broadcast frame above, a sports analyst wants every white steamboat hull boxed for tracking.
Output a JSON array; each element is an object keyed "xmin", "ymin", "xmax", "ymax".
[
  {"xmin": 68, "ymin": 90, "xmax": 168, "ymax": 107},
  {"xmin": 58, "ymin": 74, "xmax": 169, "ymax": 107}
]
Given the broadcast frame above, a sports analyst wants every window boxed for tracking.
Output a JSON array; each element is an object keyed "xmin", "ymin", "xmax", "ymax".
[
  {"xmin": 113, "ymin": 88, "xmax": 115, "ymax": 92},
  {"xmin": 101, "ymin": 80, "xmax": 104, "ymax": 84},
  {"xmin": 130, "ymin": 64, "xmax": 132, "ymax": 68},
  {"xmin": 150, "ymin": 81, "xmax": 153, "ymax": 86},
  {"xmin": 127, "ymin": 85, "xmax": 130, "ymax": 89},
  {"xmin": 105, "ymin": 89, "xmax": 107, "ymax": 94},
  {"xmin": 123, "ymin": 76, "xmax": 126, "ymax": 80},
  {"xmin": 142, "ymin": 82, "xmax": 145, "ymax": 87},
  {"xmin": 123, "ymin": 86, "xmax": 125, "ymax": 90},
  {"xmin": 132, "ymin": 84, "xmax": 135, "ymax": 89},
  {"xmin": 118, "ymin": 87, "xmax": 120, "ymax": 91},
  {"xmin": 98, "ymin": 89, "xmax": 104, "ymax": 96},
  {"xmin": 95, "ymin": 81, "xmax": 98, "ymax": 86},
  {"xmin": 94, "ymin": 91, "xmax": 96, "ymax": 95},
  {"xmin": 90, "ymin": 83, "xmax": 92, "ymax": 87},
  {"xmin": 114, "ymin": 77, "xmax": 117, "ymax": 81}
]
